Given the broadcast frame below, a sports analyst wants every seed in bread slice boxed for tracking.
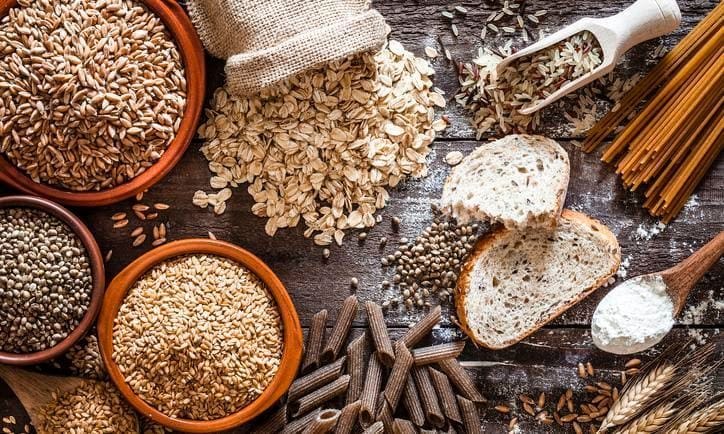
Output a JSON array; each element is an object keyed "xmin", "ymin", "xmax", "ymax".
[
  {"xmin": 441, "ymin": 134, "xmax": 569, "ymax": 229},
  {"xmin": 455, "ymin": 210, "xmax": 620, "ymax": 349}
]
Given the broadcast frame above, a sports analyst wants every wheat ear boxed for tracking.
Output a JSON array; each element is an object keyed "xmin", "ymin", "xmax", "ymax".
[
  {"xmin": 598, "ymin": 364, "xmax": 677, "ymax": 432},
  {"xmin": 614, "ymin": 402, "xmax": 677, "ymax": 434},
  {"xmin": 665, "ymin": 399, "xmax": 724, "ymax": 434}
]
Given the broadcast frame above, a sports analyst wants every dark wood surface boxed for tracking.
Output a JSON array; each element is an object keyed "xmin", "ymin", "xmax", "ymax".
[{"xmin": 0, "ymin": 0, "xmax": 722, "ymax": 433}]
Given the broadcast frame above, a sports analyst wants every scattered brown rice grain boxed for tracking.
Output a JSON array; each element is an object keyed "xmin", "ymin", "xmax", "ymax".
[
  {"xmin": 454, "ymin": 5, "xmax": 468, "ymax": 14},
  {"xmin": 586, "ymin": 362, "xmax": 594, "ymax": 376},
  {"xmin": 537, "ymin": 392, "xmax": 546, "ymax": 409},
  {"xmin": 113, "ymin": 220, "xmax": 129, "ymax": 229},
  {"xmin": 520, "ymin": 394, "xmax": 535, "ymax": 405},
  {"xmin": 597, "ymin": 382, "xmax": 611, "ymax": 391},
  {"xmin": 136, "ymin": 192, "xmax": 145, "ymax": 201},
  {"xmin": 625, "ymin": 359, "xmax": 641, "ymax": 369},
  {"xmin": 451, "ymin": 24, "xmax": 459, "ymax": 37},
  {"xmin": 153, "ymin": 203, "xmax": 170, "ymax": 211},
  {"xmin": 134, "ymin": 211, "xmax": 146, "ymax": 221},
  {"xmin": 151, "ymin": 238, "xmax": 166, "ymax": 247},
  {"xmin": 105, "ymin": 250, "xmax": 113, "ymax": 262},
  {"xmin": 561, "ymin": 413, "xmax": 578, "ymax": 423},
  {"xmin": 132, "ymin": 234, "xmax": 146, "ymax": 247},
  {"xmin": 111, "ymin": 213, "xmax": 127, "ymax": 221},
  {"xmin": 495, "ymin": 405, "xmax": 511, "ymax": 414},
  {"xmin": 578, "ymin": 363, "xmax": 587, "ymax": 378},
  {"xmin": 131, "ymin": 227, "xmax": 144, "ymax": 238},
  {"xmin": 146, "ymin": 213, "xmax": 159, "ymax": 220},
  {"xmin": 573, "ymin": 421, "xmax": 583, "ymax": 434},
  {"xmin": 577, "ymin": 415, "xmax": 592, "ymax": 423},
  {"xmin": 132, "ymin": 204, "xmax": 150, "ymax": 212},
  {"xmin": 509, "ymin": 417, "xmax": 518, "ymax": 429},
  {"xmin": 159, "ymin": 224, "xmax": 167, "ymax": 238}
]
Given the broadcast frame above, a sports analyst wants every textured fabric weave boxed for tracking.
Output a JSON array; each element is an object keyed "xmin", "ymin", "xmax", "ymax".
[{"xmin": 187, "ymin": 0, "xmax": 389, "ymax": 95}]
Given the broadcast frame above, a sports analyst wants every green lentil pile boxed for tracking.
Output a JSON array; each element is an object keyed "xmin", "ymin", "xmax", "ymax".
[{"xmin": 0, "ymin": 207, "xmax": 92, "ymax": 353}]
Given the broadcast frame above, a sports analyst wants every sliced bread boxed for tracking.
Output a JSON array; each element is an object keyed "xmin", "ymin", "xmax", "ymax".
[
  {"xmin": 455, "ymin": 210, "xmax": 621, "ymax": 349},
  {"xmin": 441, "ymin": 134, "xmax": 569, "ymax": 229}
]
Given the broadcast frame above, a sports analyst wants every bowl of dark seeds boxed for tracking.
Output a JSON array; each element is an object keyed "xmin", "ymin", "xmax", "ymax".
[{"xmin": 0, "ymin": 195, "xmax": 105, "ymax": 365}]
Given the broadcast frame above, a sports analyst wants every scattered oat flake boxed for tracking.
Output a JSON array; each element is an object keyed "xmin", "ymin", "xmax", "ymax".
[
  {"xmin": 425, "ymin": 46, "xmax": 439, "ymax": 58},
  {"xmin": 445, "ymin": 151, "xmax": 464, "ymax": 166}
]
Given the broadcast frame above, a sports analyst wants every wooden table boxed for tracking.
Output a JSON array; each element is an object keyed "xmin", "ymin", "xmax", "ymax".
[{"xmin": 0, "ymin": 1, "xmax": 721, "ymax": 433}]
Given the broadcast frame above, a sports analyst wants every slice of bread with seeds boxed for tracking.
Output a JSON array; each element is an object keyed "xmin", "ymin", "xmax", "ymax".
[
  {"xmin": 441, "ymin": 134, "xmax": 569, "ymax": 229},
  {"xmin": 455, "ymin": 210, "xmax": 620, "ymax": 349}
]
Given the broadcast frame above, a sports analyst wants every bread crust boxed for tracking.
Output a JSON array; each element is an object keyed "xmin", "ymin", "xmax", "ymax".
[
  {"xmin": 441, "ymin": 134, "xmax": 570, "ymax": 230},
  {"xmin": 455, "ymin": 209, "xmax": 621, "ymax": 349}
]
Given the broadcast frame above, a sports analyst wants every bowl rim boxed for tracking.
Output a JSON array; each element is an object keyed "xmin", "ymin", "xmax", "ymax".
[
  {"xmin": 97, "ymin": 239, "xmax": 303, "ymax": 433},
  {"xmin": 0, "ymin": 195, "xmax": 106, "ymax": 365},
  {"xmin": 0, "ymin": 0, "xmax": 206, "ymax": 207}
]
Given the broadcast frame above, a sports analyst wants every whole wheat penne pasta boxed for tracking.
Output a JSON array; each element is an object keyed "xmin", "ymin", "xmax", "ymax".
[
  {"xmin": 412, "ymin": 341, "xmax": 466, "ymax": 366},
  {"xmin": 457, "ymin": 395, "xmax": 482, "ymax": 434},
  {"xmin": 346, "ymin": 333, "xmax": 367, "ymax": 404},
  {"xmin": 399, "ymin": 305, "xmax": 441, "ymax": 348},
  {"xmin": 291, "ymin": 375, "xmax": 350, "ymax": 417},
  {"xmin": 322, "ymin": 295, "xmax": 358, "ymax": 363},
  {"xmin": 365, "ymin": 301, "xmax": 395, "ymax": 366},
  {"xmin": 362, "ymin": 421, "xmax": 384, "ymax": 434},
  {"xmin": 359, "ymin": 353, "xmax": 384, "ymax": 427},
  {"xmin": 289, "ymin": 356, "xmax": 347, "ymax": 402},
  {"xmin": 334, "ymin": 401, "xmax": 361, "ymax": 434},
  {"xmin": 256, "ymin": 404, "xmax": 287, "ymax": 433},
  {"xmin": 402, "ymin": 377, "xmax": 426, "ymax": 427},
  {"xmin": 411, "ymin": 366, "xmax": 445, "ymax": 428},
  {"xmin": 303, "ymin": 409, "xmax": 341, "ymax": 434},
  {"xmin": 284, "ymin": 408, "xmax": 320, "ymax": 434},
  {"xmin": 392, "ymin": 419, "xmax": 417, "ymax": 434},
  {"xmin": 382, "ymin": 341, "xmax": 413, "ymax": 410},
  {"xmin": 428, "ymin": 367, "xmax": 462, "ymax": 424},
  {"xmin": 437, "ymin": 359, "xmax": 485, "ymax": 402},
  {"xmin": 375, "ymin": 401, "xmax": 394, "ymax": 432},
  {"xmin": 303, "ymin": 309, "xmax": 328, "ymax": 373}
]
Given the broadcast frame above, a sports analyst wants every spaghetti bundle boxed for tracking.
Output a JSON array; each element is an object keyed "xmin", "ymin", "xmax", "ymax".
[{"xmin": 583, "ymin": 4, "xmax": 724, "ymax": 223}]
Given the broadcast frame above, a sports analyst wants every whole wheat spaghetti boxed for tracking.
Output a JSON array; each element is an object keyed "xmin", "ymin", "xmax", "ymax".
[{"xmin": 582, "ymin": 4, "xmax": 723, "ymax": 223}]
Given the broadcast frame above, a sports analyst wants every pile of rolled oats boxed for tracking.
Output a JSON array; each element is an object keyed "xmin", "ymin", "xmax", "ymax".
[{"xmin": 194, "ymin": 40, "xmax": 446, "ymax": 246}]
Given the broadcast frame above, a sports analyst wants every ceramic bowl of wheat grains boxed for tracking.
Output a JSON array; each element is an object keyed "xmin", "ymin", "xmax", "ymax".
[
  {"xmin": 97, "ymin": 239, "xmax": 303, "ymax": 433},
  {"xmin": 0, "ymin": 0, "xmax": 205, "ymax": 206}
]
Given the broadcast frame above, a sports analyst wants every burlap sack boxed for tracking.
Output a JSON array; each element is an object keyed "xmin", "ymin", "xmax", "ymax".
[{"xmin": 187, "ymin": 0, "xmax": 390, "ymax": 95}]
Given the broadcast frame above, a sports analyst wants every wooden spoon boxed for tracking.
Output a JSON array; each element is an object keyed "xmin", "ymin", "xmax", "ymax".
[
  {"xmin": 660, "ymin": 230, "xmax": 724, "ymax": 315},
  {"xmin": 0, "ymin": 365, "xmax": 139, "ymax": 432},
  {"xmin": 494, "ymin": 0, "xmax": 681, "ymax": 115}
]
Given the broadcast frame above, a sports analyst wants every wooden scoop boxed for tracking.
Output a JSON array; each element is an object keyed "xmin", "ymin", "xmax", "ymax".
[
  {"xmin": 0, "ymin": 365, "xmax": 139, "ymax": 432},
  {"xmin": 660, "ymin": 230, "xmax": 724, "ymax": 315},
  {"xmin": 495, "ymin": 0, "xmax": 681, "ymax": 115}
]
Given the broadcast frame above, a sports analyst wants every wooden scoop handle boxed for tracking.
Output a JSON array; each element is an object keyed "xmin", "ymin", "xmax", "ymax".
[
  {"xmin": 662, "ymin": 230, "xmax": 724, "ymax": 314},
  {"xmin": 598, "ymin": 0, "xmax": 681, "ymax": 55}
]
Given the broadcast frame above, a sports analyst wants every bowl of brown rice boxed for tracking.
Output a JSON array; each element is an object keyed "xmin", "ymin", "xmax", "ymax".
[
  {"xmin": 97, "ymin": 239, "xmax": 303, "ymax": 433},
  {"xmin": 0, "ymin": 0, "xmax": 205, "ymax": 206}
]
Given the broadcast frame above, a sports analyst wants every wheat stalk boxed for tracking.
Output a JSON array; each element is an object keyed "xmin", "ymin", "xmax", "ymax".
[
  {"xmin": 614, "ymin": 402, "xmax": 677, "ymax": 434},
  {"xmin": 665, "ymin": 399, "xmax": 724, "ymax": 434},
  {"xmin": 598, "ymin": 363, "xmax": 677, "ymax": 432}
]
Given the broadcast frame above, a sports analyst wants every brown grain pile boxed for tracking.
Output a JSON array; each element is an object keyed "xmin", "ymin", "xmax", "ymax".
[
  {"xmin": 0, "ymin": 0, "xmax": 187, "ymax": 191},
  {"xmin": 112, "ymin": 254, "xmax": 283, "ymax": 420},
  {"xmin": 36, "ymin": 381, "xmax": 138, "ymax": 434},
  {"xmin": 195, "ymin": 40, "xmax": 446, "ymax": 246}
]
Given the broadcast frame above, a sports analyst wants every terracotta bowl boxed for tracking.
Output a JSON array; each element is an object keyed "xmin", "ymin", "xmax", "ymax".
[
  {"xmin": 0, "ymin": 0, "xmax": 206, "ymax": 206},
  {"xmin": 97, "ymin": 239, "xmax": 303, "ymax": 433},
  {"xmin": 0, "ymin": 196, "xmax": 106, "ymax": 365}
]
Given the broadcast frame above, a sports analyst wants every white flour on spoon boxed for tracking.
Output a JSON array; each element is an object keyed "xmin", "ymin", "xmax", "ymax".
[{"xmin": 592, "ymin": 275, "xmax": 674, "ymax": 354}]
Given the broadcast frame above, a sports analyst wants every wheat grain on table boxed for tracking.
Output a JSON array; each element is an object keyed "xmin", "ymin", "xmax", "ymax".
[{"xmin": 0, "ymin": 0, "xmax": 721, "ymax": 433}]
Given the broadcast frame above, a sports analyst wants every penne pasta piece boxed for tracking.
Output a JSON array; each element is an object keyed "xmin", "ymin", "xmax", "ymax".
[
  {"xmin": 291, "ymin": 375, "xmax": 350, "ymax": 417},
  {"xmin": 284, "ymin": 408, "xmax": 321, "ymax": 434},
  {"xmin": 375, "ymin": 401, "xmax": 394, "ymax": 433},
  {"xmin": 382, "ymin": 341, "xmax": 413, "ymax": 410},
  {"xmin": 365, "ymin": 301, "xmax": 395, "ymax": 366},
  {"xmin": 457, "ymin": 395, "xmax": 482, "ymax": 434},
  {"xmin": 359, "ymin": 353, "xmax": 384, "ymax": 427},
  {"xmin": 346, "ymin": 333, "xmax": 367, "ymax": 404},
  {"xmin": 402, "ymin": 377, "xmax": 426, "ymax": 427},
  {"xmin": 256, "ymin": 404, "xmax": 288, "ymax": 433},
  {"xmin": 362, "ymin": 421, "xmax": 384, "ymax": 434},
  {"xmin": 334, "ymin": 401, "xmax": 361, "ymax": 434},
  {"xmin": 437, "ymin": 359, "xmax": 486, "ymax": 402},
  {"xmin": 303, "ymin": 409, "xmax": 341, "ymax": 434},
  {"xmin": 412, "ymin": 341, "xmax": 466, "ymax": 366},
  {"xmin": 290, "ymin": 357, "xmax": 346, "ymax": 402},
  {"xmin": 303, "ymin": 309, "xmax": 328, "ymax": 373},
  {"xmin": 392, "ymin": 419, "xmax": 417, "ymax": 434},
  {"xmin": 399, "ymin": 305, "xmax": 441, "ymax": 348},
  {"xmin": 322, "ymin": 295, "xmax": 358, "ymax": 363},
  {"xmin": 411, "ymin": 366, "xmax": 445, "ymax": 428},
  {"xmin": 428, "ymin": 367, "xmax": 462, "ymax": 423}
]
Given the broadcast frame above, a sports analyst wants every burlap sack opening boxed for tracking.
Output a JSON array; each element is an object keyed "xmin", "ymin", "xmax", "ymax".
[{"xmin": 187, "ymin": 0, "xmax": 390, "ymax": 95}]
